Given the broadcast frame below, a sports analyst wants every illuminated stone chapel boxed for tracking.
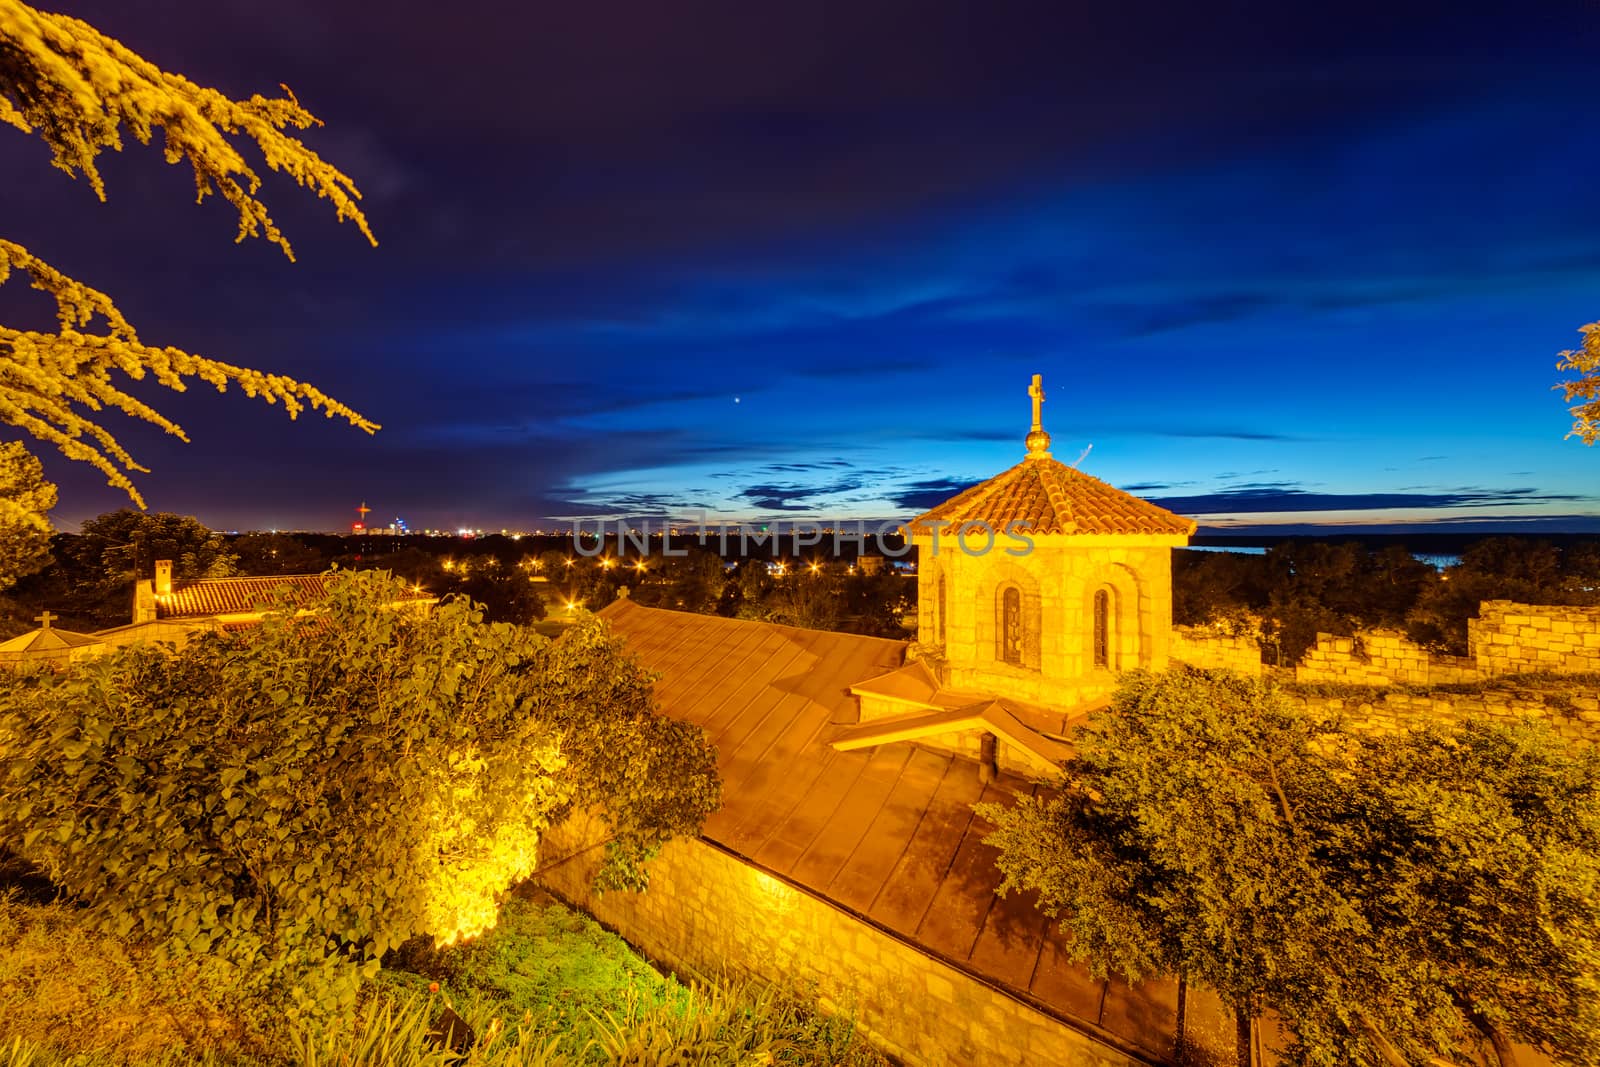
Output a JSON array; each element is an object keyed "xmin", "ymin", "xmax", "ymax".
[
  {"xmin": 837, "ymin": 374, "xmax": 1196, "ymax": 776},
  {"xmin": 911, "ymin": 373, "xmax": 1195, "ymax": 704},
  {"xmin": 544, "ymin": 374, "xmax": 1206, "ymax": 1066}
]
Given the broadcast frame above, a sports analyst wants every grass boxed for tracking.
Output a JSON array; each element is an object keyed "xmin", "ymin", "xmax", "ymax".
[
  {"xmin": 0, "ymin": 893, "xmax": 253, "ymax": 1065},
  {"xmin": 0, "ymin": 886, "xmax": 887, "ymax": 1067},
  {"xmin": 1282, "ymin": 670, "xmax": 1600, "ymax": 704}
]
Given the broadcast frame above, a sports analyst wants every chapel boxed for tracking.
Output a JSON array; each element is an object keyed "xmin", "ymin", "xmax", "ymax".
[{"xmin": 539, "ymin": 374, "xmax": 1211, "ymax": 1066}]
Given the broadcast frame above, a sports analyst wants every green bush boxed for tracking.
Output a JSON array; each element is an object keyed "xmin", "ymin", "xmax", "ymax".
[{"xmin": 0, "ymin": 571, "xmax": 718, "ymax": 1019}]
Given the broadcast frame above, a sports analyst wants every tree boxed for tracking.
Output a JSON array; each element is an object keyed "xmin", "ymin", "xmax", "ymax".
[
  {"xmin": 442, "ymin": 555, "xmax": 547, "ymax": 626},
  {"xmin": 1261, "ymin": 542, "xmax": 1435, "ymax": 663},
  {"xmin": 0, "ymin": 571, "xmax": 720, "ymax": 1015},
  {"xmin": 0, "ymin": 508, "xmax": 239, "ymax": 632},
  {"xmin": 0, "ymin": 439, "xmax": 55, "ymax": 589},
  {"xmin": 1558, "ymin": 323, "xmax": 1600, "ymax": 444},
  {"xmin": 66, "ymin": 507, "xmax": 238, "ymax": 583},
  {"xmin": 980, "ymin": 668, "xmax": 1600, "ymax": 1066},
  {"xmin": 0, "ymin": 0, "xmax": 376, "ymax": 508},
  {"xmin": 1405, "ymin": 538, "xmax": 1599, "ymax": 654},
  {"xmin": 1316, "ymin": 722, "xmax": 1600, "ymax": 1067},
  {"xmin": 980, "ymin": 669, "xmax": 1376, "ymax": 1067},
  {"xmin": 231, "ymin": 531, "xmax": 330, "ymax": 576}
]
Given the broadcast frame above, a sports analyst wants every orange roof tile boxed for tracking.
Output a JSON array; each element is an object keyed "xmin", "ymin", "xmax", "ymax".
[
  {"xmin": 156, "ymin": 574, "xmax": 433, "ymax": 620},
  {"xmin": 907, "ymin": 456, "xmax": 1196, "ymax": 538},
  {"xmin": 596, "ymin": 598, "xmax": 1179, "ymax": 1062}
]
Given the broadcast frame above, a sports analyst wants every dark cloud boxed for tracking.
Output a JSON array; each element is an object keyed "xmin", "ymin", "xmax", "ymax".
[
  {"xmin": 736, "ymin": 476, "xmax": 872, "ymax": 511},
  {"xmin": 1159, "ymin": 430, "xmax": 1311, "ymax": 443},
  {"xmin": 9, "ymin": 1, "xmax": 1600, "ymax": 532},
  {"xmin": 1152, "ymin": 486, "xmax": 1592, "ymax": 516},
  {"xmin": 887, "ymin": 478, "xmax": 977, "ymax": 511}
]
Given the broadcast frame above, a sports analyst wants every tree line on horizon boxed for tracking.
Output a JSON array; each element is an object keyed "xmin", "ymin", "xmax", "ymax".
[{"xmin": 1173, "ymin": 538, "xmax": 1600, "ymax": 664}]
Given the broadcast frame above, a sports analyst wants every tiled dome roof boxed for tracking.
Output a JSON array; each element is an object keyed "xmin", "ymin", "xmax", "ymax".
[{"xmin": 907, "ymin": 455, "xmax": 1196, "ymax": 537}]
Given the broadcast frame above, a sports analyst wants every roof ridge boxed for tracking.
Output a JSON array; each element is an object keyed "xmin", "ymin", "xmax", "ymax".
[{"xmin": 908, "ymin": 453, "xmax": 1194, "ymax": 537}]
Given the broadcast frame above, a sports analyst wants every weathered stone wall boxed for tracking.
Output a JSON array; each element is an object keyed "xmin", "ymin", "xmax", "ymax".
[
  {"xmin": 537, "ymin": 815, "xmax": 1159, "ymax": 1067},
  {"xmin": 1291, "ymin": 603, "xmax": 1600, "ymax": 687},
  {"xmin": 1295, "ymin": 630, "xmax": 1478, "ymax": 687},
  {"xmin": 1285, "ymin": 688, "xmax": 1600, "ymax": 744},
  {"xmin": 917, "ymin": 533, "xmax": 1181, "ymax": 711},
  {"xmin": 1471, "ymin": 601, "xmax": 1600, "ymax": 676},
  {"xmin": 1169, "ymin": 626, "xmax": 1262, "ymax": 677}
]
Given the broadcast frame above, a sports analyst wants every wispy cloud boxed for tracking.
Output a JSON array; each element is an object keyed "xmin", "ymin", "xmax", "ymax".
[{"xmin": 1152, "ymin": 485, "xmax": 1592, "ymax": 515}]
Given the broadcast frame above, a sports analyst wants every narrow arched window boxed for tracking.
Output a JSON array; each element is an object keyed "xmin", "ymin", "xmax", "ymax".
[
  {"xmin": 1093, "ymin": 588, "xmax": 1111, "ymax": 668},
  {"xmin": 937, "ymin": 574, "xmax": 947, "ymax": 645},
  {"xmin": 1000, "ymin": 586, "xmax": 1023, "ymax": 666}
]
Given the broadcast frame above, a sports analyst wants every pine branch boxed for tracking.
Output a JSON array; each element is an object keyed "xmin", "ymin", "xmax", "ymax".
[
  {"xmin": 0, "ymin": 240, "xmax": 377, "ymax": 507},
  {"xmin": 0, "ymin": 0, "xmax": 375, "ymax": 258}
]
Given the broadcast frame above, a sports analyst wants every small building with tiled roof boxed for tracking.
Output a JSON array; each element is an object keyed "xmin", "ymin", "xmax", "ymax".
[
  {"xmin": 133, "ymin": 560, "xmax": 435, "ymax": 628},
  {"xmin": 907, "ymin": 374, "xmax": 1195, "ymax": 714},
  {"xmin": 0, "ymin": 611, "xmax": 108, "ymax": 668},
  {"xmin": 539, "ymin": 376, "xmax": 1213, "ymax": 1066}
]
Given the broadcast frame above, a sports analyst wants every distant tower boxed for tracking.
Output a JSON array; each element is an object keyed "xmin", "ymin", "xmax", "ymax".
[{"xmin": 354, "ymin": 501, "xmax": 371, "ymax": 534}]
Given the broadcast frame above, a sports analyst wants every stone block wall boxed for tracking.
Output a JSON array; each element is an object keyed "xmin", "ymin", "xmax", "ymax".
[
  {"xmin": 1295, "ymin": 630, "xmax": 1478, "ymax": 687},
  {"xmin": 537, "ymin": 816, "xmax": 1159, "ymax": 1067},
  {"xmin": 1285, "ymin": 689, "xmax": 1600, "ymax": 744},
  {"xmin": 1291, "ymin": 603, "xmax": 1600, "ymax": 687},
  {"xmin": 1471, "ymin": 601, "xmax": 1600, "ymax": 676},
  {"xmin": 918, "ymin": 533, "xmax": 1181, "ymax": 711},
  {"xmin": 1169, "ymin": 626, "xmax": 1263, "ymax": 677}
]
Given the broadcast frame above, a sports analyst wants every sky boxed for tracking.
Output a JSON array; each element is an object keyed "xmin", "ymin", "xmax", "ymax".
[{"xmin": 4, "ymin": 0, "xmax": 1600, "ymax": 534}]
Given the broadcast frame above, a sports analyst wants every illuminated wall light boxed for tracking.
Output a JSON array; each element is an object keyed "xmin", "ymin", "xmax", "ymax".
[{"xmin": 752, "ymin": 867, "xmax": 798, "ymax": 915}]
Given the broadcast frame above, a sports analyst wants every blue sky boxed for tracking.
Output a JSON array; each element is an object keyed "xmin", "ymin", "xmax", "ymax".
[{"xmin": 4, "ymin": 0, "xmax": 1597, "ymax": 532}]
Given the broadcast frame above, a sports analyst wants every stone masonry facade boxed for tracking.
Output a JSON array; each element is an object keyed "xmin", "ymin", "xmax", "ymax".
[
  {"xmin": 1290, "ymin": 601, "xmax": 1600, "ymax": 688},
  {"xmin": 1168, "ymin": 625, "xmax": 1263, "ymax": 677},
  {"xmin": 919, "ymin": 536, "xmax": 1180, "ymax": 710},
  {"xmin": 1472, "ymin": 600, "xmax": 1600, "ymax": 676},
  {"xmin": 1295, "ymin": 630, "xmax": 1478, "ymax": 687},
  {"xmin": 1286, "ymin": 688, "xmax": 1600, "ymax": 745},
  {"xmin": 537, "ymin": 815, "xmax": 1154, "ymax": 1067}
]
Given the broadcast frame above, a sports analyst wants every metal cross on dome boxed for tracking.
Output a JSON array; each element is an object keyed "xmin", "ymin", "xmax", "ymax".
[
  {"xmin": 1028, "ymin": 373, "xmax": 1045, "ymax": 431},
  {"xmin": 34, "ymin": 610, "xmax": 55, "ymax": 630}
]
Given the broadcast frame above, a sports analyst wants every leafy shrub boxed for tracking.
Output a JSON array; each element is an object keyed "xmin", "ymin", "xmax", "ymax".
[{"xmin": 0, "ymin": 571, "xmax": 718, "ymax": 1018}]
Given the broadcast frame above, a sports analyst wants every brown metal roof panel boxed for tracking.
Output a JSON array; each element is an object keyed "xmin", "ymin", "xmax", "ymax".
[
  {"xmin": 912, "ymin": 776, "xmax": 1025, "ymax": 962},
  {"xmin": 659, "ymin": 623, "xmax": 770, "ymax": 701},
  {"xmin": 825, "ymin": 746, "xmax": 953, "ymax": 913},
  {"xmin": 1029, "ymin": 931, "xmax": 1109, "ymax": 1024},
  {"xmin": 716, "ymin": 694, "xmax": 813, "ymax": 804},
  {"xmin": 713, "ymin": 743, "xmax": 838, "ymax": 858},
  {"xmin": 867, "ymin": 755, "xmax": 987, "ymax": 935},
  {"xmin": 787, "ymin": 744, "xmax": 913, "ymax": 890},
  {"xmin": 787, "ymin": 634, "xmax": 906, "ymax": 710},
  {"xmin": 967, "ymin": 879, "xmax": 1054, "ymax": 992},
  {"xmin": 719, "ymin": 698, "xmax": 831, "ymax": 805},
  {"xmin": 696, "ymin": 631, "xmax": 817, "ymax": 737},
  {"xmin": 1098, "ymin": 975, "xmax": 1180, "ymax": 1061},
  {"xmin": 670, "ymin": 632, "xmax": 795, "ymax": 728},
  {"xmin": 750, "ymin": 748, "xmax": 872, "ymax": 876}
]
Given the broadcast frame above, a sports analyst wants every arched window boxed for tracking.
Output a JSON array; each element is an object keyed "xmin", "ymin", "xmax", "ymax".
[
  {"xmin": 999, "ymin": 586, "xmax": 1024, "ymax": 666},
  {"xmin": 937, "ymin": 574, "xmax": 947, "ymax": 645},
  {"xmin": 1093, "ymin": 588, "xmax": 1111, "ymax": 668}
]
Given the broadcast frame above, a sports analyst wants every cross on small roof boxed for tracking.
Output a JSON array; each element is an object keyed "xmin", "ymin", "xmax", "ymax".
[{"xmin": 34, "ymin": 610, "xmax": 55, "ymax": 630}]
